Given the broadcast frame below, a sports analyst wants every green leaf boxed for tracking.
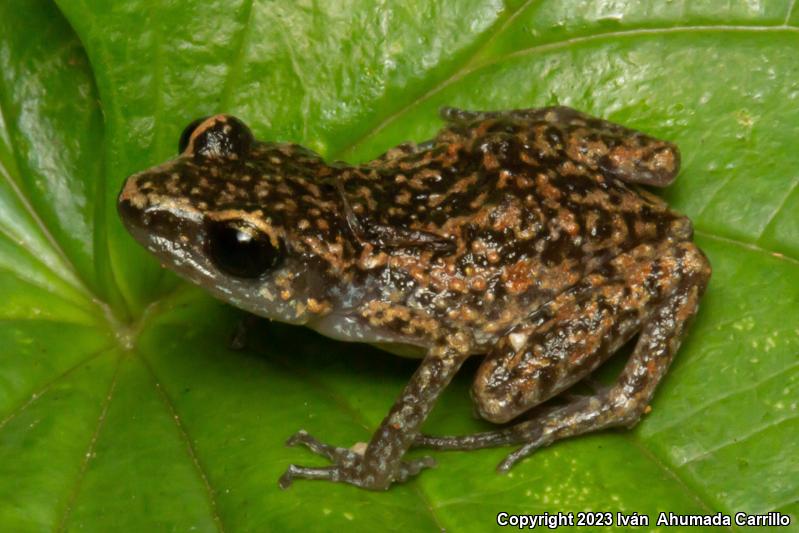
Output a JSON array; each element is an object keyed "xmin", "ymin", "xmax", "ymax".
[{"xmin": 1, "ymin": 0, "xmax": 797, "ymax": 531}]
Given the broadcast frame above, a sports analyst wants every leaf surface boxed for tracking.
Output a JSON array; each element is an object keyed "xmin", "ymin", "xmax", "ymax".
[{"xmin": 1, "ymin": 0, "xmax": 797, "ymax": 530}]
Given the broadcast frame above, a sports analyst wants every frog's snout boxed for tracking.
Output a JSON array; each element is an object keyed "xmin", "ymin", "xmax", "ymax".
[
  {"xmin": 117, "ymin": 177, "xmax": 158, "ymax": 247},
  {"xmin": 117, "ymin": 194, "xmax": 140, "ymax": 228},
  {"xmin": 117, "ymin": 173, "xmax": 146, "ymax": 225},
  {"xmin": 117, "ymin": 186, "xmax": 149, "ymax": 250},
  {"xmin": 117, "ymin": 173, "xmax": 161, "ymax": 235}
]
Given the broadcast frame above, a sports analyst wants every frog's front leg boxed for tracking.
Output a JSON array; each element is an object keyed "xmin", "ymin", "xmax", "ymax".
[
  {"xmin": 416, "ymin": 241, "xmax": 710, "ymax": 471},
  {"xmin": 279, "ymin": 337, "xmax": 470, "ymax": 490}
]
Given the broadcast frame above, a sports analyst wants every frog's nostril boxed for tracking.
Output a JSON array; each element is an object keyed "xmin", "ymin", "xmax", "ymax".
[{"xmin": 117, "ymin": 198, "xmax": 145, "ymax": 229}]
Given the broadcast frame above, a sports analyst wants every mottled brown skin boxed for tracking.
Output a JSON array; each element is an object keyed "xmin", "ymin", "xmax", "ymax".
[{"xmin": 118, "ymin": 107, "xmax": 711, "ymax": 490}]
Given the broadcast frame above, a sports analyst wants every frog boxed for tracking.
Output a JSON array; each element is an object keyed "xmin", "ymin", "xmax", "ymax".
[{"xmin": 117, "ymin": 106, "xmax": 711, "ymax": 491}]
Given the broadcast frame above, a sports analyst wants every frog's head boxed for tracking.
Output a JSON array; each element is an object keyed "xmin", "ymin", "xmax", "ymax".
[{"xmin": 118, "ymin": 114, "xmax": 347, "ymax": 324}]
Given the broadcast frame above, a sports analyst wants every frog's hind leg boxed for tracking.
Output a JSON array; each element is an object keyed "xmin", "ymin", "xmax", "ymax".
[
  {"xmin": 474, "ymin": 240, "xmax": 700, "ymax": 426},
  {"xmin": 415, "ymin": 241, "xmax": 710, "ymax": 472},
  {"xmin": 439, "ymin": 106, "xmax": 563, "ymax": 123},
  {"xmin": 439, "ymin": 105, "xmax": 680, "ymax": 186},
  {"xmin": 558, "ymin": 110, "xmax": 681, "ymax": 187}
]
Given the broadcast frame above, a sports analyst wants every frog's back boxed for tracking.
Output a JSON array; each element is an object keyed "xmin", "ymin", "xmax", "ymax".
[{"xmin": 341, "ymin": 108, "xmax": 689, "ymax": 285}]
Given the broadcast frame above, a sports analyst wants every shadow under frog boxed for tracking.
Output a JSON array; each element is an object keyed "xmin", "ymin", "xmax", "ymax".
[{"xmin": 118, "ymin": 107, "xmax": 711, "ymax": 490}]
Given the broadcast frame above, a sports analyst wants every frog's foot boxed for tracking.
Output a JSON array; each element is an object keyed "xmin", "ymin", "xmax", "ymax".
[
  {"xmin": 280, "ymin": 348, "xmax": 467, "ymax": 489},
  {"xmin": 279, "ymin": 430, "xmax": 436, "ymax": 490},
  {"xmin": 278, "ymin": 457, "xmax": 436, "ymax": 490}
]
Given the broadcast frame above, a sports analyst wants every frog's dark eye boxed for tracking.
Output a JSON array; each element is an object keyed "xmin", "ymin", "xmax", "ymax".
[
  {"xmin": 185, "ymin": 115, "xmax": 254, "ymax": 159},
  {"xmin": 206, "ymin": 221, "xmax": 282, "ymax": 278},
  {"xmin": 178, "ymin": 117, "xmax": 209, "ymax": 154}
]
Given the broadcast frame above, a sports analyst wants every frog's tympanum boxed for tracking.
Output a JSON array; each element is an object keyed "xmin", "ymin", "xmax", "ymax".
[{"xmin": 118, "ymin": 107, "xmax": 711, "ymax": 490}]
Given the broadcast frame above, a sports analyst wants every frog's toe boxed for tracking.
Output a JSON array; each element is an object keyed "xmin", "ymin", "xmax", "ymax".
[
  {"xmin": 279, "ymin": 464, "xmax": 345, "ymax": 489},
  {"xmin": 496, "ymin": 431, "xmax": 553, "ymax": 473},
  {"xmin": 285, "ymin": 430, "xmax": 359, "ymax": 463}
]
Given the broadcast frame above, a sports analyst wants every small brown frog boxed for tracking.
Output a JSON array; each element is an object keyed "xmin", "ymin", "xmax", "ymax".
[{"xmin": 118, "ymin": 107, "xmax": 711, "ymax": 490}]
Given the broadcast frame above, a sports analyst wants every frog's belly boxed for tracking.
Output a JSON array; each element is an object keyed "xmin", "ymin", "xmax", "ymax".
[
  {"xmin": 308, "ymin": 311, "xmax": 492, "ymax": 358},
  {"xmin": 368, "ymin": 342, "xmax": 427, "ymax": 358},
  {"xmin": 308, "ymin": 312, "xmax": 433, "ymax": 358}
]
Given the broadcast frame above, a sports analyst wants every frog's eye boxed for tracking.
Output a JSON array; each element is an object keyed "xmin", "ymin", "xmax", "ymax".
[
  {"xmin": 184, "ymin": 115, "xmax": 254, "ymax": 159},
  {"xmin": 206, "ymin": 221, "xmax": 283, "ymax": 278},
  {"xmin": 178, "ymin": 117, "xmax": 209, "ymax": 154}
]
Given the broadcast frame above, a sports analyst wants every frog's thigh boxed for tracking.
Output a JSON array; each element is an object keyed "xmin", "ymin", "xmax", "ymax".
[
  {"xmin": 489, "ymin": 241, "xmax": 710, "ymax": 470},
  {"xmin": 473, "ymin": 240, "xmax": 701, "ymax": 425}
]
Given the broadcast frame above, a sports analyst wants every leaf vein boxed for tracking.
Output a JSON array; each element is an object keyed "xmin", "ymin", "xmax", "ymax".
[
  {"xmin": 625, "ymin": 435, "xmax": 736, "ymax": 531},
  {"xmin": 756, "ymin": 174, "xmax": 799, "ymax": 242},
  {"xmin": 646, "ymin": 359, "xmax": 799, "ymax": 436},
  {"xmin": 678, "ymin": 414, "xmax": 798, "ymax": 467},
  {"xmin": 0, "ymin": 111, "xmax": 94, "ymax": 301},
  {"xmin": 695, "ymin": 229, "xmax": 799, "ymax": 267},
  {"xmin": 68, "ymin": 0, "xmax": 138, "ymax": 319},
  {"xmin": 0, "ymin": 344, "xmax": 112, "ymax": 431},
  {"xmin": 0, "ymin": 244, "xmax": 94, "ymax": 311},
  {"xmin": 56, "ymin": 353, "xmax": 122, "ymax": 532},
  {"xmin": 270, "ymin": 354, "xmax": 373, "ymax": 433},
  {"xmin": 138, "ymin": 352, "xmax": 227, "ymax": 533},
  {"xmin": 329, "ymin": 0, "xmax": 538, "ymax": 160},
  {"xmin": 785, "ymin": 0, "xmax": 797, "ymax": 26}
]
